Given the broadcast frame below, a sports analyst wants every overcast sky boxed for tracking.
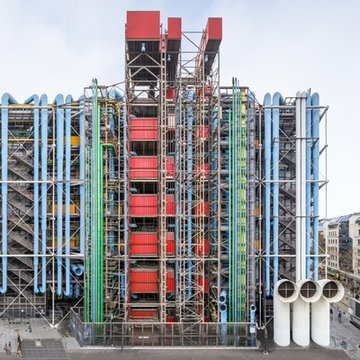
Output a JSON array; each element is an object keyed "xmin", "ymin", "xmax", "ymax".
[{"xmin": 0, "ymin": 0, "xmax": 358, "ymax": 218}]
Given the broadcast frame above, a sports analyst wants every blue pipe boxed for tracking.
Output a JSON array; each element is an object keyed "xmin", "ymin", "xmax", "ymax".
[
  {"xmin": 54, "ymin": 94, "xmax": 64, "ymax": 296},
  {"xmin": 249, "ymin": 303, "xmax": 257, "ymax": 344},
  {"xmin": 109, "ymin": 89, "xmax": 123, "ymax": 100},
  {"xmin": 272, "ymin": 93, "xmax": 281, "ymax": 285},
  {"xmin": 39, "ymin": 94, "xmax": 48, "ymax": 293},
  {"xmin": 64, "ymin": 95, "xmax": 72, "ymax": 296},
  {"xmin": 219, "ymin": 303, "xmax": 227, "ymax": 345},
  {"xmin": 305, "ymin": 94, "xmax": 312, "ymax": 279},
  {"xmin": 79, "ymin": 96, "xmax": 85, "ymax": 256},
  {"xmin": 263, "ymin": 93, "xmax": 271, "ymax": 296},
  {"xmin": 234, "ymin": 80, "xmax": 239, "ymax": 320},
  {"xmin": 250, "ymin": 303, "xmax": 256, "ymax": 323},
  {"xmin": 0, "ymin": 93, "xmax": 17, "ymax": 294},
  {"xmin": 71, "ymin": 263, "xmax": 84, "ymax": 277},
  {"xmin": 312, "ymin": 93, "xmax": 320, "ymax": 280},
  {"xmin": 24, "ymin": 95, "xmax": 40, "ymax": 293},
  {"xmin": 219, "ymin": 289, "xmax": 227, "ymax": 304},
  {"xmin": 186, "ymin": 90, "xmax": 194, "ymax": 300}
]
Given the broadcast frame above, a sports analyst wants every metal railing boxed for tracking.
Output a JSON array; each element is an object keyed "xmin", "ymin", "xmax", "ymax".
[{"xmin": 70, "ymin": 307, "xmax": 255, "ymax": 348}]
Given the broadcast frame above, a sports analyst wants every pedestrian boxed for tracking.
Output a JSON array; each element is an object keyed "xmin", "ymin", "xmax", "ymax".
[
  {"xmin": 3, "ymin": 343, "xmax": 8, "ymax": 355},
  {"xmin": 8, "ymin": 341, "xmax": 11, "ymax": 355},
  {"xmin": 16, "ymin": 345, "xmax": 22, "ymax": 358},
  {"xmin": 338, "ymin": 310, "xmax": 342, "ymax": 322},
  {"xmin": 17, "ymin": 332, "xmax": 22, "ymax": 349}
]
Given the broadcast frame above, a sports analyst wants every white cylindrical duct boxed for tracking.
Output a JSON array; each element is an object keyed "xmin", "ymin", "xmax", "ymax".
[
  {"xmin": 311, "ymin": 280, "xmax": 344, "ymax": 347},
  {"xmin": 295, "ymin": 92, "xmax": 307, "ymax": 282},
  {"xmin": 274, "ymin": 280, "xmax": 299, "ymax": 346},
  {"xmin": 293, "ymin": 280, "xmax": 322, "ymax": 347}
]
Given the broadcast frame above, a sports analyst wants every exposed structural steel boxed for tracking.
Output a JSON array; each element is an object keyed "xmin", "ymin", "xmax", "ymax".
[
  {"xmin": 0, "ymin": 9, "xmax": 331, "ymax": 348},
  {"xmin": 0, "ymin": 94, "xmax": 85, "ymax": 323}
]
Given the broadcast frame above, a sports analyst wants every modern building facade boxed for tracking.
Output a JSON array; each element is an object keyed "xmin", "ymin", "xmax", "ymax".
[
  {"xmin": 0, "ymin": 11, "xmax": 328, "ymax": 347},
  {"xmin": 322, "ymin": 213, "xmax": 360, "ymax": 275}
]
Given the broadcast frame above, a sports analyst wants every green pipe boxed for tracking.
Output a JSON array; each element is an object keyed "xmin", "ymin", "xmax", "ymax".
[
  {"xmin": 231, "ymin": 78, "xmax": 236, "ymax": 322},
  {"xmin": 239, "ymin": 89, "xmax": 247, "ymax": 322},
  {"xmin": 96, "ymin": 105, "xmax": 100, "ymax": 322},
  {"xmin": 85, "ymin": 150, "xmax": 91, "ymax": 322}
]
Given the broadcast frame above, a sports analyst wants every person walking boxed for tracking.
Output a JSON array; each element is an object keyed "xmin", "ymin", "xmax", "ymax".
[
  {"xmin": 8, "ymin": 341, "xmax": 11, "ymax": 355},
  {"xmin": 3, "ymin": 343, "xmax": 8, "ymax": 355},
  {"xmin": 338, "ymin": 310, "xmax": 342, "ymax": 322},
  {"xmin": 16, "ymin": 345, "xmax": 22, "ymax": 358}
]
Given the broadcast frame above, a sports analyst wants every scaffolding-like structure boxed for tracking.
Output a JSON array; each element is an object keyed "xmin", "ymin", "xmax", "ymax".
[
  {"xmin": 0, "ymin": 10, "xmax": 328, "ymax": 348},
  {"xmin": 0, "ymin": 94, "xmax": 85, "ymax": 325}
]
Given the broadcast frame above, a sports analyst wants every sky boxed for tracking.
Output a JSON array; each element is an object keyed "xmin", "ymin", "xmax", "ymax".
[{"xmin": 0, "ymin": 0, "xmax": 359, "ymax": 218}]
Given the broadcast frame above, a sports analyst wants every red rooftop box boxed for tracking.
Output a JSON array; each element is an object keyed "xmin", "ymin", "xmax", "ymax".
[
  {"xmin": 126, "ymin": 11, "xmax": 160, "ymax": 40},
  {"xmin": 167, "ymin": 18, "xmax": 181, "ymax": 39},
  {"xmin": 206, "ymin": 18, "xmax": 222, "ymax": 41}
]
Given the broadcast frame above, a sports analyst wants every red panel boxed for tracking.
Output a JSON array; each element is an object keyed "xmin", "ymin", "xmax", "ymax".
[
  {"xmin": 129, "ymin": 156, "xmax": 158, "ymax": 179},
  {"xmin": 166, "ymin": 156, "xmax": 175, "ymax": 178},
  {"xmin": 167, "ymin": 18, "xmax": 181, "ymax": 39},
  {"xmin": 206, "ymin": 17, "xmax": 222, "ymax": 40},
  {"xmin": 166, "ymin": 316, "xmax": 176, "ymax": 322},
  {"xmin": 166, "ymin": 87, "xmax": 176, "ymax": 100},
  {"xmin": 129, "ymin": 232, "xmax": 175, "ymax": 256},
  {"xmin": 129, "ymin": 118, "xmax": 158, "ymax": 140},
  {"xmin": 126, "ymin": 11, "xmax": 160, "ymax": 39},
  {"xmin": 194, "ymin": 240, "xmax": 210, "ymax": 256},
  {"xmin": 129, "ymin": 232, "xmax": 157, "ymax": 256},
  {"xmin": 166, "ymin": 269, "xmax": 176, "ymax": 293},
  {"xmin": 196, "ymin": 163, "xmax": 210, "ymax": 178},
  {"xmin": 196, "ymin": 275, "xmax": 209, "ymax": 292},
  {"xmin": 166, "ymin": 232, "xmax": 175, "ymax": 255},
  {"xmin": 129, "ymin": 309, "xmax": 158, "ymax": 320},
  {"xmin": 129, "ymin": 195, "xmax": 157, "ymax": 216},
  {"xmin": 130, "ymin": 268, "xmax": 158, "ymax": 293},
  {"xmin": 195, "ymin": 125, "xmax": 209, "ymax": 139},
  {"xmin": 166, "ymin": 195, "xmax": 175, "ymax": 215},
  {"xmin": 194, "ymin": 201, "xmax": 209, "ymax": 216}
]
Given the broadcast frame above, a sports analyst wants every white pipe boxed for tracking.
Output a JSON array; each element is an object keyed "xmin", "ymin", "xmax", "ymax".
[
  {"xmin": 273, "ymin": 280, "xmax": 299, "ymax": 346},
  {"xmin": 311, "ymin": 280, "xmax": 344, "ymax": 346},
  {"xmin": 292, "ymin": 280, "xmax": 322, "ymax": 347},
  {"xmin": 296, "ymin": 92, "xmax": 307, "ymax": 281}
]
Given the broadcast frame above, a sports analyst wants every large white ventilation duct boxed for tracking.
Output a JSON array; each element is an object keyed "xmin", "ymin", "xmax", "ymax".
[
  {"xmin": 292, "ymin": 280, "xmax": 322, "ymax": 346},
  {"xmin": 311, "ymin": 280, "xmax": 344, "ymax": 346},
  {"xmin": 274, "ymin": 280, "xmax": 299, "ymax": 346}
]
